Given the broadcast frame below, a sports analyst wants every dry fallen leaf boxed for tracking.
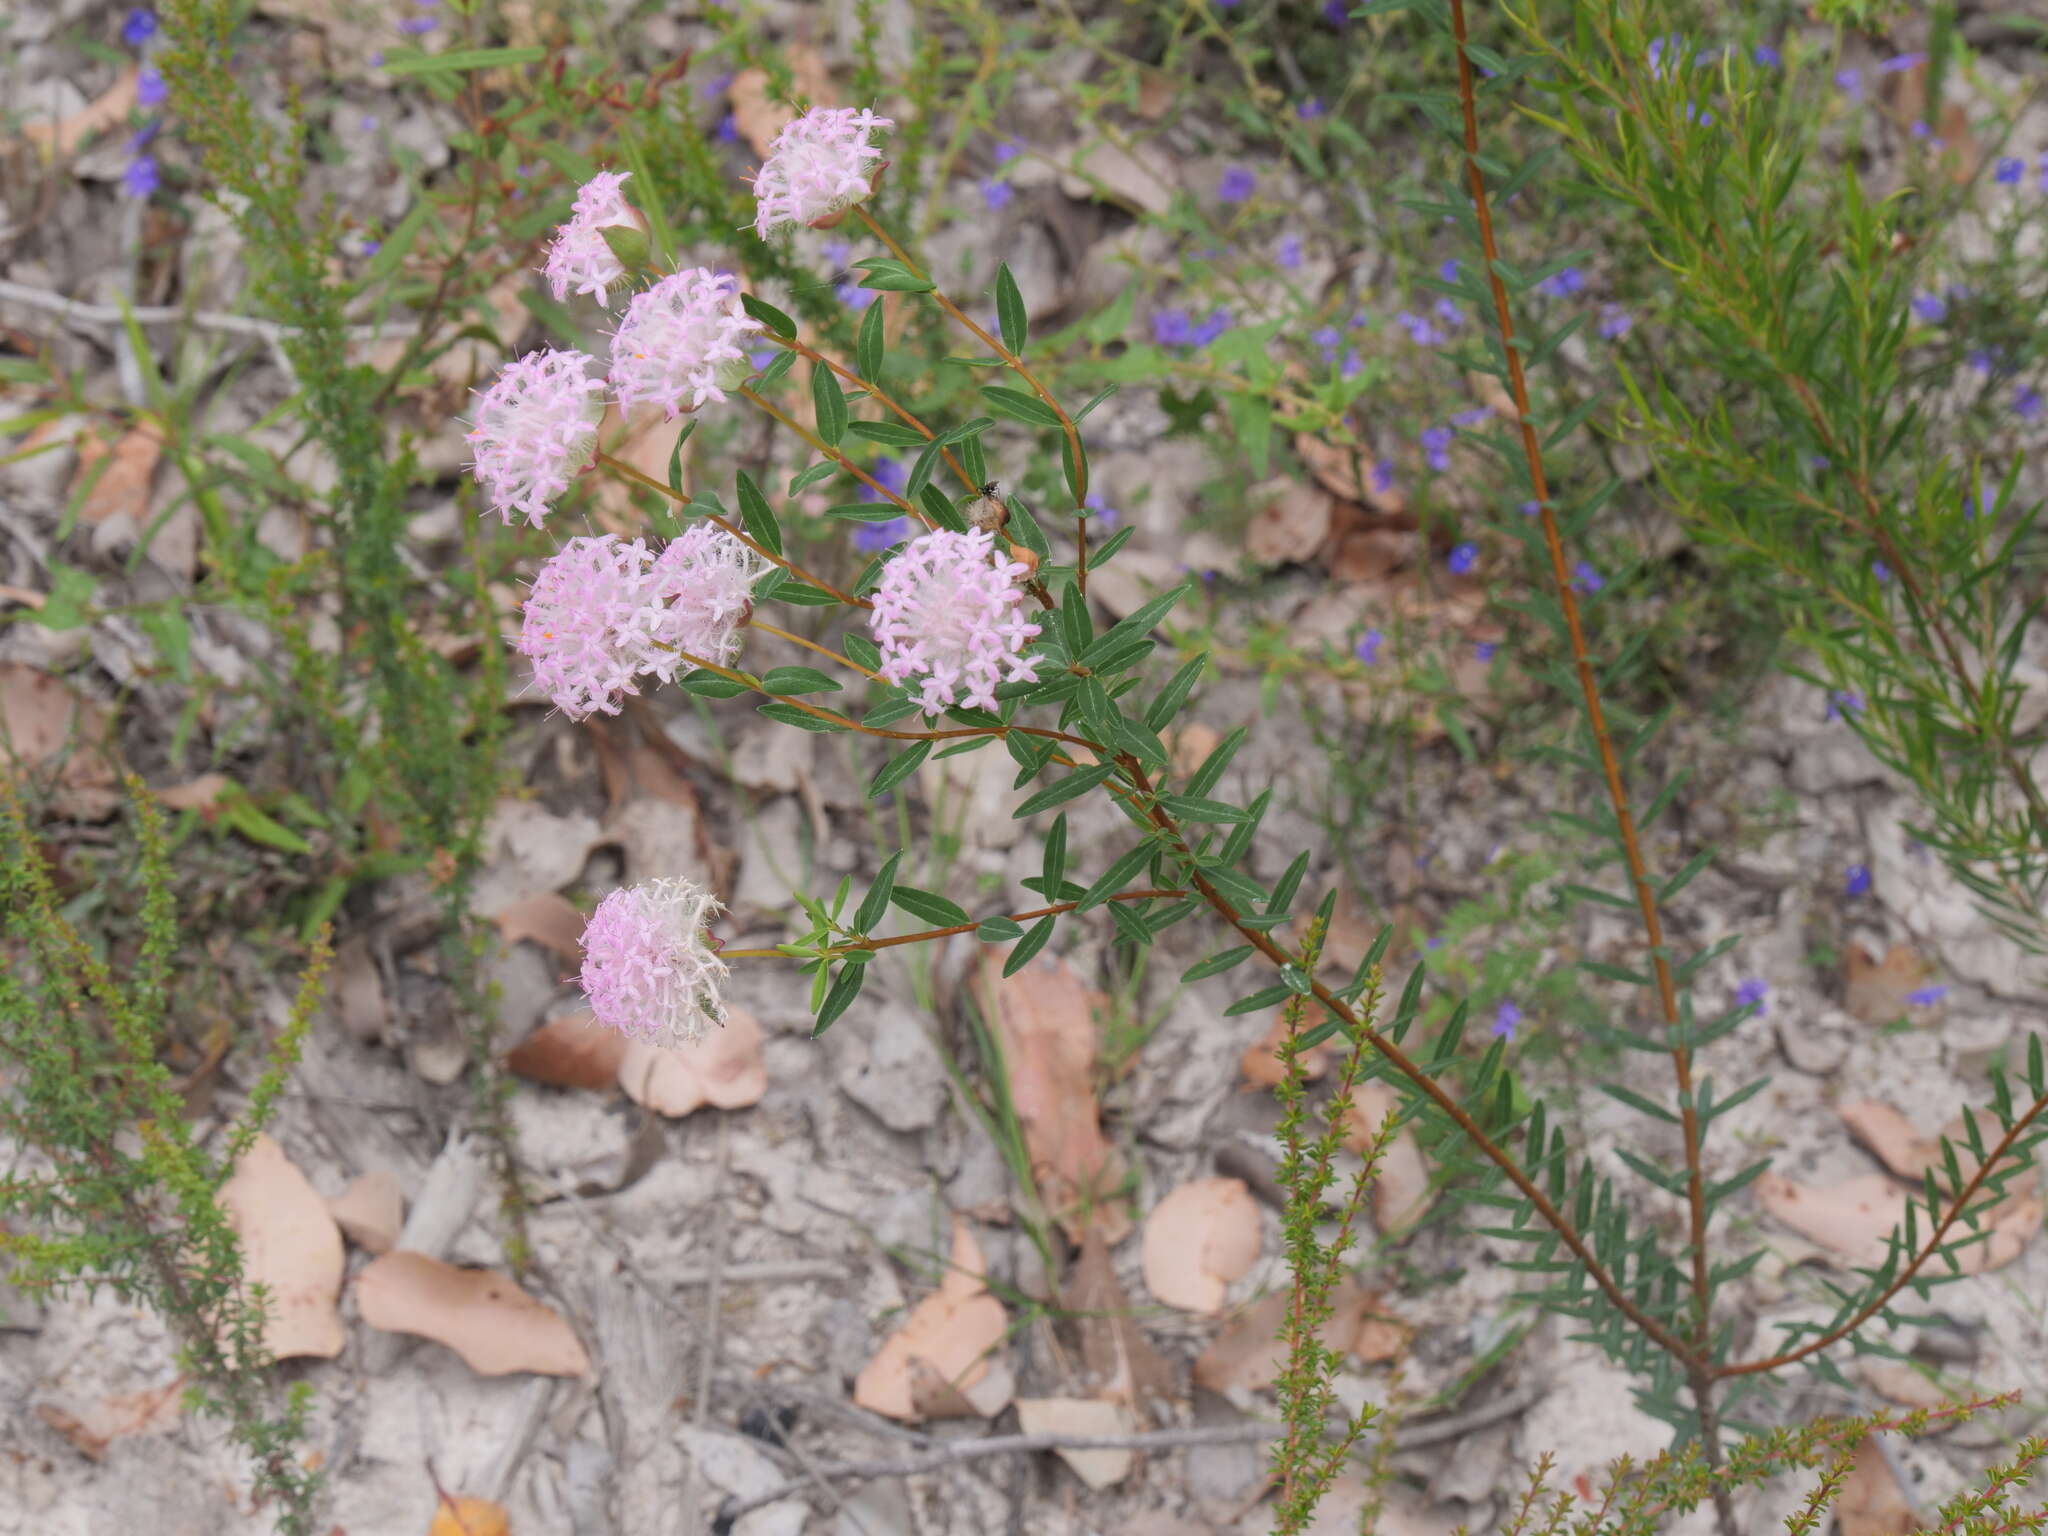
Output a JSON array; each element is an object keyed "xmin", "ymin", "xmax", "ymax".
[
  {"xmin": 356, "ymin": 1251, "xmax": 590, "ymax": 1377},
  {"xmin": 1341, "ymin": 1082, "xmax": 1435, "ymax": 1234},
  {"xmin": 1239, "ymin": 1008, "xmax": 1331, "ymax": 1090},
  {"xmin": 1015, "ymin": 1397, "xmax": 1135, "ymax": 1489},
  {"xmin": 154, "ymin": 772, "xmax": 231, "ymax": 811},
  {"xmin": 1836, "ymin": 1438, "xmax": 1918, "ymax": 1536},
  {"xmin": 506, "ymin": 1010, "xmax": 630, "ymax": 1091},
  {"xmin": 1756, "ymin": 1173, "xmax": 1908, "ymax": 1264},
  {"xmin": 0, "ymin": 662, "xmax": 120, "ymax": 818},
  {"xmin": 1294, "ymin": 431, "xmax": 1406, "ymax": 514},
  {"xmin": 1843, "ymin": 943, "xmax": 1932, "ymax": 1026},
  {"xmin": 616, "ymin": 1005, "xmax": 767, "ymax": 1117},
  {"xmin": 20, "ymin": 67, "xmax": 140, "ymax": 157},
  {"xmin": 328, "ymin": 1170, "xmax": 405, "ymax": 1256},
  {"xmin": 1065, "ymin": 1227, "xmax": 1175, "ymax": 1420},
  {"xmin": 332, "ymin": 934, "xmax": 390, "ymax": 1043},
  {"xmin": 72, "ymin": 422, "xmax": 164, "ymax": 526},
  {"xmin": 1193, "ymin": 1283, "xmax": 1396, "ymax": 1394},
  {"xmin": 36, "ymin": 1378, "xmax": 184, "ymax": 1461},
  {"xmin": 854, "ymin": 1216, "xmax": 1010, "ymax": 1422},
  {"xmin": 1839, "ymin": 1100, "xmax": 1943, "ymax": 1180},
  {"xmin": 1142, "ymin": 1177, "xmax": 1262, "ymax": 1315},
  {"xmin": 1245, "ymin": 482, "xmax": 1335, "ymax": 567},
  {"xmin": 491, "ymin": 891, "xmax": 587, "ymax": 969},
  {"xmin": 428, "ymin": 1495, "xmax": 512, "ymax": 1536},
  {"xmin": 978, "ymin": 952, "xmax": 1129, "ymax": 1241},
  {"xmin": 219, "ymin": 1134, "xmax": 345, "ymax": 1360},
  {"xmin": 729, "ymin": 48, "xmax": 834, "ymax": 157}
]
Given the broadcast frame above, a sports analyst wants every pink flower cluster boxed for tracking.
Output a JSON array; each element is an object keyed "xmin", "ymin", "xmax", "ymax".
[
  {"xmin": 870, "ymin": 528, "xmax": 1041, "ymax": 716},
  {"xmin": 519, "ymin": 528, "xmax": 764, "ymax": 719},
  {"xmin": 610, "ymin": 268, "xmax": 766, "ymax": 418},
  {"xmin": 580, "ymin": 877, "xmax": 729, "ymax": 1046},
  {"xmin": 542, "ymin": 169, "xmax": 644, "ymax": 303},
  {"xmin": 465, "ymin": 349, "xmax": 606, "ymax": 527},
  {"xmin": 752, "ymin": 107, "xmax": 894, "ymax": 239}
]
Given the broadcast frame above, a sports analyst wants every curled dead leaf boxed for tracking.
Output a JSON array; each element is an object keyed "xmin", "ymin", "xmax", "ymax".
[
  {"xmin": 978, "ymin": 952, "xmax": 1129, "ymax": 1241},
  {"xmin": 1193, "ymin": 1283, "xmax": 1399, "ymax": 1394},
  {"xmin": 327, "ymin": 1170, "xmax": 405, "ymax": 1255},
  {"xmin": 1064, "ymin": 1228, "xmax": 1175, "ymax": 1419},
  {"xmin": 1843, "ymin": 943, "xmax": 1931, "ymax": 1026},
  {"xmin": 219, "ymin": 1134, "xmax": 345, "ymax": 1360},
  {"xmin": 356, "ymin": 1251, "xmax": 590, "ymax": 1376},
  {"xmin": 491, "ymin": 890, "xmax": 587, "ymax": 968},
  {"xmin": 1244, "ymin": 482, "xmax": 1335, "ymax": 567},
  {"xmin": 0, "ymin": 662, "xmax": 120, "ymax": 818},
  {"xmin": 1014, "ymin": 1398, "xmax": 1135, "ymax": 1489},
  {"xmin": 1239, "ymin": 1009, "xmax": 1330, "ymax": 1090},
  {"xmin": 1294, "ymin": 431, "xmax": 1405, "ymax": 513},
  {"xmin": 1836, "ymin": 1437, "xmax": 1918, "ymax": 1536},
  {"xmin": 36, "ymin": 1378, "xmax": 184, "ymax": 1461},
  {"xmin": 154, "ymin": 772, "xmax": 231, "ymax": 811},
  {"xmin": 1142, "ymin": 1177, "xmax": 1262, "ymax": 1315},
  {"xmin": 729, "ymin": 49, "xmax": 834, "ymax": 158},
  {"xmin": 506, "ymin": 1010, "xmax": 629, "ymax": 1091},
  {"xmin": 72, "ymin": 422, "xmax": 164, "ymax": 526},
  {"xmin": 20, "ymin": 68, "xmax": 140, "ymax": 157},
  {"xmin": 854, "ymin": 1217, "xmax": 1009, "ymax": 1422},
  {"xmin": 616, "ymin": 1004, "xmax": 767, "ymax": 1116}
]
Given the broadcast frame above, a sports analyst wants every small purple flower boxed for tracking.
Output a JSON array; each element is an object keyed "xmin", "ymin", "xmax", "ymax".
[
  {"xmin": 1323, "ymin": 0, "xmax": 1348, "ymax": 22},
  {"xmin": 1191, "ymin": 309, "xmax": 1231, "ymax": 347},
  {"xmin": 716, "ymin": 113, "xmax": 738, "ymax": 143},
  {"xmin": 1878, "ymin": 52, "xmax": 1924, "ymax": 74},
  {"xmin": 369, "ymin": 48, "xmax": 385, "ymax": 67},
  {"xmin": 122, "ymin": 8, "xmax": 157, "ymax": 45},
  {"xmin": 854, "ymin": 516, "xmax": 911, "ymax": 553},
  {"xmin": 1573, "ymin": 561, "xmax": 1603, "ymax": 593},
  {"xmin": 1753, "ymin": 43, "xmax": 1781, "ymax": 68},
  {"xmin": 137, "ymin": 65, "xmax": 167, "ymax": 108},
  {"xmin": 1735, "ymin": 978, "xmax": 1769, "ymax": 1013},
  {"xmin": 1448, "ymin": 542, "xmax": 1478, "ymax": 575},
  {"xmin": 1846, "ymin": 864, "xmax": 1871, "ymax": 897},
  {"xmin": 1647, "ymin": 35, "xmax": 1676, "ymax": 78},
  {"xmin": 1420, "ymin": 426, "xmax": 1453, "ymax": 472},
  {"xmin": 981, "ymin": 179, "xmax": 1013, "ymax": 211},
  {"xmin": 1492, "ymin": 1001, "xmax": 1522, "ymax": 1040},
  {"xmin": 398, "ymin": 13, "xmax": 438, "ymax": 33},
  {"xmin": 1872, "ymin": 559, "xmax": 1892, "ymax": 583},
  {"xmin": 1152, "ymin": 309, "xmax": 1193, "ymax": 347},
  {"xmin": 1298, "ymin": 96, "xmax": 1326, "ymax": 120},
  {"xmin": 1277, "ymin": 234, "xmax": 1303, "ymax": 269},
  {"xmin": 1995, "ymin": 156, "xmax": 2023, "ymax": 186},
  {"xmin": 1083, "ymin": 491, "xmax": 1120, "ymax": 528},
  {"xmin": 835, "ymin": 281, "xmax": 878, "ymax": 312},
  {"xmin": 822, "ymin": 239, "xmax": 854, "ymax": 269},
  {"xmin": 122, "ymin": 154, "xmax": 159, "ymax": 199},
  {"xmin": 1218, "ymin": 165, "xmax": 1256, "ymax": 204},
  {"xmin": 1825, "ymin": 689, "xmax": 1865, "ymax": 720},
  {"xmin": 1434, "ymin": 297, "xmax": 1465, "ymax": 329},
  {"xmin": 1906, "ymin": 984, "xmax": 1949, "ymax": 1007},
  {"xmin": 360, "ymin": 236, "xmax": 382, "ymax": 257},
  {"xmin": 1911, "ymin": 291, "xmax": 1947, "ymax": 324},
  {"xmin": 1426, "ymin": 936, "xmax": 1444, "ymax": 950},
  {"xmin": 1370, "ymin": 461, "xmax": 1395, "ymax": 496},
  {"xmin": 1440, "ymin": 258, "xmax": 1460, "ymax": 283},
  {"xmin": 1449, "ymin": 407, "xmax": 1489, "ymax": 429},
  {"xmin": 871, "ymin": 455, "xmax": 909, "ymax": 498},
  {"xmin": 2016, "ymin": 386, "xmax": 2043, "ymax": 421},
  {"xmin": 701, "ymin": 70, "xmax": 735, "ymax": 99},
  {"xmin": 993, "ymin": 139, "xmax": 1021, "ymax": 165},
  {"xmin": 1537, "ymin": 266, "xmax": 1585, "ymax": 298},
  {"xmin": 1475, "ymin": 640, "xmax": 1497, "ymax": 662},
  {"xmin": 1312, "ymin": 325, "xmax": 1342, "ymax": 359},
  {"xmin": 1598, "ymin": 304, "xmax": 1633, "ymax": 339},
  {"xmin": 128, "ymin": 120, "xmax": 160, "ymax": 152},
  {"xmin": 1355, "ymin": 628, "xmax": 1383, "ymax": 665},
  {"xmin": 1520, "ymin": 500, "xmax": 1541, "ymax": 516},
  {"xmin": 747, "ymin": 345, "xmax": 779, "ymax": 372},
  {"xmin": 1835, "ymin": 68, "xmax": 1862, "ymax": 100},
  {"xmin": 1396, "ymin": 311, "xmax": 1442, "ymax": 346},
  {"xmin": 1339, "ymin": 350, "xmax": 1364, "ymax": 380}
]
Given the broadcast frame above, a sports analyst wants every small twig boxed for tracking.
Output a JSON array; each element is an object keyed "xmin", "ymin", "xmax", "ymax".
[
  {"xmin": 693, "ymin": 1114, "xmax": 733, "ymax": 1426},
  {"xmin": 718, "ymin": 1384, "xmax": 1546, "ymax": 1520},
  {"xmin": 0, "ymin": 276, "xmax": 419, "ymax": 343},
  {"xmin": 668, "ymin": 1258, "xmax": 842, "ymax": 1287}
]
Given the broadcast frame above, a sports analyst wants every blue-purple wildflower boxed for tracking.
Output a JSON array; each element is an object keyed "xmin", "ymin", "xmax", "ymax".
[
  {"xmin": 1906, "ymin": 984, "xmax": 1949, "ymax": 1007},
  {"xmin": 1911, "ymin": 292, "xmax": 1947, "ymax": 324},
  {"xmin": 1448, "ymin": 542, "xmax": 1478, "ymax": 575},
  {"xmin": 1492, "ymin": 1001, "xmax": 1522, "ymax": 1040},
  {"xmin": 1355, "ymin": 629, "xmax": 1383, "ymax": 665},
  {"xmin": 1537, "ymin": 266, "xmax": 1585, "ymax": 298},
  {"xmin": 122, "ymin": 155, "xmax": 159, "ymax": 199},
  {"xmin": 1573, "ymin": 561, "xmax": 1604, "ymax": 593},
  {"xmin": 1846, "ymin": 864, "xmax": 1871, "ymax": 897},
  {"xmin": 122, "ymin": 8, "xmax": 157, "ymax": 45},
  {"xmin": 982, "ymin": 180, "xmax": 1013, "ymax": 211},
  {"xmin": 1735, "ymin": 978, "xmax": 1769, "ymax": 1013},
  {"xmin": 1420, "ymin": 426, "xmax": 1453, "ymax": 472},
  {"xmin": 1277, "ymin": 234, "xmax": 1303, "ymax": 269},
  {"xmin": 1217, "ymin": 165, "xmax": 1256, "ymax": 204}
]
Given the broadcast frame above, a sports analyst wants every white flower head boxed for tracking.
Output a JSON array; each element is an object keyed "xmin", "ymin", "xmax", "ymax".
[
  {"xmin": 609, "ymin": 267, "xmax": 765, "ymax": 418},
  {"xmin": 465, "ymin": 348, "xmax": 606, "ymax": 527},
  {"xmin": 543, "ymin": 170, "xmax": 648, "ymax": 304},
  {"xmin": 751, "ymin": 106, "xmax": 894, "ymax": 239},
  {"xmin": 580, "ymin": 877, "xmax": 729, "ymax": 1046}
]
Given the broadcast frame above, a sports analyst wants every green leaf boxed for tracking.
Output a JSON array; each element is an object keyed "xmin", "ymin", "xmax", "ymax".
[
  {"xmin": 666, "ymin": 420, "xmax": 697, "ymax": 495},
  {"xmin": 868, "ymin": 740, "xmax": 932, "ymax": 798},
  {"xmin": 1003, "ymin": 914, "xmax": 1057, "ymax": 975},
  {"xmin": 756, "ymin": 701, "xmax": 846, "ymax": 732},
  {"xmin": 855, "ymin": 851, "xmax": 902, "ymax": 932},
  {"xmin": 1076, "ymin": 841, "xmax": 1157, "ymax": 913},
  {"xmin": 741, "ymin": 293, "xmax": 799, "ymax": 337},
  {"xmin": 1158, "ymin": 794, "xmax": 1249, "ymax": 824},
  {"xmin": 1183, "ymin": 946, "xmax": 1254, "ymax": 982},
  {"xmin": 983, "ymin": 386, "xmax": 1061, "ymax": 427},
  {"xmin": 995, "ymin": 264, "xmax": 1028, "ymax": 354},
  {"xmin": 814, "ymin": 963, "xmax": 866, "ymax": 1035},
  {"xmin": 976, "ymin": 916, "xmax": 1025, "ymax": 942},
  {"xmin": 772, "ymin": 581, "xmax": 839, "ymax": 606},
  {"xmin": 756, "ymin": 350, "xmax": 797, "ymax": 389},
  {"xmin": 1015, "ymin": 763, "xmax": 1117, "ymax": 819},
  {"xmin": 735, "ymin": 471, "xmax": 783, "ymax": 558},
  {"xmin": 846, "ymin": 420, "xmax": 930, "ymax": 447},
  {"xmin": 1044, "ymin": 814, "xmax": 1069, "ymax": 891},
  {"xmin": 811, "ymin": 363, "xmax": 848, "ymax": 448},
  {"xmin": 1146, "ymin": 654, "xmax": 1208, "ymax": 733},
  {"xmin": 891, "ymin": 885, "xmax": 972, "ymax": 928},
  {"xmin": 857, "ymin": 299, "xmax": 886, "ymax": 381},
  {"xmin": 850, "ymin": 257, "xmax": 934, "ymax": 293},
  {"xmin": 378, "ymin": 44, "xmax": 545, "ymax": 74},
  {"xmin": 1226, "ymin": 983, "xmax": 1295, "ymax": 1016},
  {"xmin": 758, "ymin": 666, "xmax": 842, "ymax": 696},
  {"xmin": 677, "ymin": 672, "xmax": 751, "ymax": 698}
]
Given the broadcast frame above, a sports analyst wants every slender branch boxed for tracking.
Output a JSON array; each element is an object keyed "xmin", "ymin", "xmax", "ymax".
[
  {"xmin": 593, "ymin": 451, "xmax": 871, "ymax": 609},
  {"xmin": 1718, "ymin": 1088, "xmax": 2048, "ymax": 1378},
  {"xmin": 738, "ymin": 387, "xmax": 935, "ymax": 530},
  {"xmin": 0, "ymin": 275, "xmax": 418, "ymax": 343},
  {"xmin": 721, "ymin": 889, "xmax": 1186, "ymax": 960},
  {"xmin": 749, "ymin": 619, "xmax": 878, "ymax": 680},
  {"xmin": 1448, "ymin": 0, "xmax": 1716, "ymax": 1364},
  {"xmin": 848, "ymin": 205, "xmax": 1091, "ymax": 563},
  {"xmin": 765, "ymin": 335, "xmax": 979, "ymax": 495}
]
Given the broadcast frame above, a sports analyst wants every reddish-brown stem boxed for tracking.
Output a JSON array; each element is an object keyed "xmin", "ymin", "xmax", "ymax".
[
  {"xmin": 738, "ymin": 387, "xmax": 935, "ymax": 531},
  {"xmin": 765, "ymin": 334, "xmax": 980, "ymax": 496},
  {"xmin": 593, "ymin": 450, "xmax": 872, "ymax": 609},
  {"xmin": 849, "ymin": 204, "xmax": 1092, "ymax": 591},
  {"xmin": 723, "ymin": 888, "xmax": 1186, "ymax": 961}
]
